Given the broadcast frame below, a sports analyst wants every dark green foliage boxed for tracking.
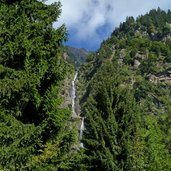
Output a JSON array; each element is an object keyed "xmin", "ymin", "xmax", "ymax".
[
  {"xmin": 0, "ymin": 0, "xmax": 74, "ymax": 170},
  {"xmin": 80, "ymin": 62, "xmax": 143, "ymax": 171},
  {"xmin": 0, "ymin": 110, "xmax": 42, "ymax": 170}
]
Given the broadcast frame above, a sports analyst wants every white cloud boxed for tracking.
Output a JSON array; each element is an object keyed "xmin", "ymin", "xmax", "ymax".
[{"xmin": 47, "ymin": 0, "xmax": 171, "ymax": 50}]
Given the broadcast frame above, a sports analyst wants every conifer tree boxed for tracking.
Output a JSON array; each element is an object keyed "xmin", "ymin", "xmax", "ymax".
[
  {"xmin": 82, "ymin": 62, "xmax": 142, "ymax": 171},
  {"xmin": 0, "ymin": 0, "xmax": 73, "ymax": 170}
]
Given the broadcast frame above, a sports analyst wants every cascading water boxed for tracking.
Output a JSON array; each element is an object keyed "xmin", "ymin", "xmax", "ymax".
[
  {"xmin": 71, "ymin": 72, "xmax": 78, "ymax": 117},
  {"xmin": 71, "ymin": 71, "xmax": 84, "ymax": 148},
  {"xmin": 79, "ymin": 117, "xmax": 84, "ymax": 148}
]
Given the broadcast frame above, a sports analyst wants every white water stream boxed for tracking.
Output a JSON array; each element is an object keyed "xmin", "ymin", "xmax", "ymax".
[
  {"xmin": 71, "ymin": 72, "xmax": 84, "ymax": 148},
  {"xmin": 79, "ymin": 117, "xmax": 85, "ymax": 148},
  {"xmin": 71, "ymin": 72, "xmax": 78, "ymax": 117}
]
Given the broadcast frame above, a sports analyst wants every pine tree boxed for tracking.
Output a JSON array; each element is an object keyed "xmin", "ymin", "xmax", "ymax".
[{"xmin": 0, "ymin": 0, "xmax": 72, "ymax": 170}]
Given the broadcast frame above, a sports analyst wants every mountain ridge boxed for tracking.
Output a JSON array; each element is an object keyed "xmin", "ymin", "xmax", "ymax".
[{"xmin": 64, "ymin": 45, "xmax": 92, "ymax": 67}]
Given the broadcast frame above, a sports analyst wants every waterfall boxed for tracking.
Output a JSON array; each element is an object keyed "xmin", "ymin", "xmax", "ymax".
[
  {"xmin": 79, "ymin": 117, "xmax": 85, "ymax": 148},
  {"xmin": 71, "ymin": 72, "xmax": 78, "ymax": 117},
  {"xmin": 71, "ymin": 71, "xmax": 84, "ymax": 148},
  {"xmin": 79, "ymin": 117, "xmax": 84, "ymax": 138}
]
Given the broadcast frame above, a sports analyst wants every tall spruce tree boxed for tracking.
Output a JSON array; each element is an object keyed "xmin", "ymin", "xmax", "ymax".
[
  {"xmin": 81, "ymin": 62, "xmax": 142, "ymax": 171},
  {"xmin": 0, "ymin": 0, "xmax": 74, "ymax": 170}
]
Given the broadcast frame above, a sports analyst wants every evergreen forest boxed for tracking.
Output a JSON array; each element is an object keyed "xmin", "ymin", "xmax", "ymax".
[{"xmin": 0, "ymin": 1, "xmax": 171, "ymax": 170}]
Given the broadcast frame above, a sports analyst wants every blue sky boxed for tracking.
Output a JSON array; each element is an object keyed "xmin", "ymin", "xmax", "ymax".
[{"xmin": 47, "ymin": 0, "xmax": 171, "ymax": 51}]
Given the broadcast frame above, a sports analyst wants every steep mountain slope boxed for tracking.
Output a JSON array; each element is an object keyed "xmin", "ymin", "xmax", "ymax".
[{"xmin": 77, "ymin": 8, "xmax": 171, "ymax": 171}]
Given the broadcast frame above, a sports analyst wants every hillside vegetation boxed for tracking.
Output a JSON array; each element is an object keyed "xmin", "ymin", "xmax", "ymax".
[{"xmin": 77, "ymin": 8, "xmax": 171, "ymax": 171}]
